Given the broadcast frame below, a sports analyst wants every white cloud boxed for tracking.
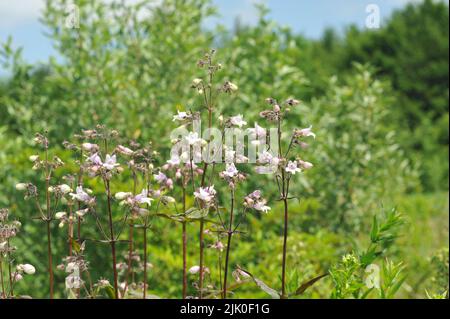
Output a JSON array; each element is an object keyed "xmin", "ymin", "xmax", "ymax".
[{"xmin": 0, "ymin": 0, "xmax": 45, "ymax": 29}]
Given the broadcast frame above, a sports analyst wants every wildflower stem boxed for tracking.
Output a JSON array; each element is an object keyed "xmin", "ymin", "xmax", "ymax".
[
  {"xmin": 277, "ymin": 116, "xmax": 289, "ymax": 299},
  {"xmin": 105, "ymin": 179, "xmax": 119, "ymax": 299},
  {"xmin": 143, "ymin": 171, "xmax": 150, "ymax": 299},
  {"xmin": 182, "ymin": 182, "xmax": 187, "ymax": 299},
  {"xmin": 281, "ymin": 193, "xmax": 289, "ymax": 299},
  {"xmin": 77, "ymin": 146, "xmax": 84, "ymax": 242},
  {"xmin": 44, "ymin": 145, "xmax": 54, "ymax": 299},
  {"xmin": 0, "ymin": 259, "xmax": 5, "ymax": 298},
  {"xmin": 68, "ymin": 204, "xmax": 73, "ymax": 256},
  {"xmin": 223, "ymin": 188, "xmax": 235, "ymax": 299},
  {"xmin": 124, "ymin": 172, "xmax": 137, "ymax": 296},
  {"xmin": 7, "ymin": 239, "xmax": 13, "ymax": 297},
  {"xmin": 143, "ymin": 226, "xmax": 148, "ymax": 299}
]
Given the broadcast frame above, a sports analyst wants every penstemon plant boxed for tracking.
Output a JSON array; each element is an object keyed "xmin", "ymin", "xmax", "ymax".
[
  {"xmin": 259, "ymin": 98, "xmax": 316, "ymax": 298},
  {"xmin": 10, "ymin": 49, "xmax": 329, "ymax": 300},
  {"xmin": 16, "ymin": 132, "xmax": 70, "ymax": 298},
  {"xmin": 0, "ymin": 208, "xmax": 35, "ymax": 299}
]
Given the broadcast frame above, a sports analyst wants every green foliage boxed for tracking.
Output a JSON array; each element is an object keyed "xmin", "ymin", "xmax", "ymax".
[
  {"xmin": 330, "ymin": 209, "xmax": 406, "ymax": 299},
  {"xmin": 336, "ymin": 0, "xmax": 449, "ymax": 190},
  {"xmin": 307, "ymin": 66, "xmax": 419, "ymax": 231}
]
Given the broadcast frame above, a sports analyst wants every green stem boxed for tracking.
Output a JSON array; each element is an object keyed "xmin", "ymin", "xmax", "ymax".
[{"xmin": 223, "ymin": 188, "xmax": 235, "ymax": 299}]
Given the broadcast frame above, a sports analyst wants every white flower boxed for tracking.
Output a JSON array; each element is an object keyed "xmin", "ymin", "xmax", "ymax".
[
  {"xmin": 14, "ymin": 273, "xmax": 23, "ymax": 282},
  {"xmin": 285, "ymin": 161, "xmax": 302, "ymax": 175},
  {"xmin": 192, "ymin": 78, "xmax": 203, "ymax": 87},
  {"xmin": 134, "ymin": 189, "xmax": 153, "ymax": 206},
  {"xmin": 184, "ymin": 132, "xmax": 204, "ymax": 146},
  {"xmin": 103, "ymin": 154, "xmax": 119, "ymax": 170},
  {"xmin": 55, "ymin": 212, "xmax": 67, "ymax": 219},
  {"xmin": 29, "ymin": 155, "xmax": 39, "ymax": 162},
  {"xmin": 70, "ymin": 186, "xmax": 93, "ymax": 204},
  {"xmin": 82, "ymin": 143, "xmax": 99, "ymax": 152},
  {"xmin": 15, "ymin": 183, "xmax": 28, "ymax": 191},
  {"xmin": 173, "ymin": 111, "xmax": 189, "ymax": 122},
  {"xmin": 253, "ymin": 202, "xmax": 271, "ymax": 213},
  {"xmin": 166, "ymin": 156, "xmax": 181, "ymax": 166},
  {"xmin": 115, "ymin": 192, "xmax": 132, "ymax": 200},
  {"xmin": 17, "ymin": 264, "xmax": 36, "ymax": 275},
  {"xmin": 248, "ymin": 123, "xmax": 267, "ymax": 145},
  {"xmin": 88, "ymin": 153, "xmax": 102, "ymax": 165},
  {"xmin": 116, "ymin": 145, "xmax": 134, "ymax": 156},
  {"xmin": 58, "ymin": 184, "xmax": 72, "ymax": 194},
  {"xmin": 211, "ymin": 241, "xmax": 224, "ymax": 252},
  {"xmin": 258, "ymin": 151, "xmax": 279, "ymax": 166},
  {"xmin": 296, "ymin": 125, "xmax": 316, "ymax": 139},
  {"xmin": 222, "ymin": 163, "xmax": 239, "ymax": 178},
  {"xmin": 194, "ymin": 186, "xmax": 216, "ymax": 203},
  {"xmin": 189, "ymin": 265, "xmax": 200, "ymax": 274},
  {"xmin": 154, "ymin": 172, "xmax": 167, "ymax": 183},
  {"xmin": 76, "ymin": 208, "xmax": 89, "ymax": 217},
  {"xmin": 298, "ymin": 160, "xmax": 314, "ymax": 170},
  {"xmin": 230, "ymin": 115, "xmax": 247, "ymax": 128}
]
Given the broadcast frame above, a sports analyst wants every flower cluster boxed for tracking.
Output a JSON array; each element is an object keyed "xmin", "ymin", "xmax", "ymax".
[{"xmin": 244, "ymin": 190, "xmax": 271, "ymax": 213}]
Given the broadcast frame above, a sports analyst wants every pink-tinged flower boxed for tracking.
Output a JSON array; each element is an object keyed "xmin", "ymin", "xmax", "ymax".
[
  {"xmin": 295, "ymin": 126, "xmax": 316, "ymax": 139},
  {"xmin": 298, "ymin": 160, "xmax": 314, "ymax": 170},
  {"xmin": 285, "ymin": 161, "xmax": 302, "ymax": 175},
  {"xmin": 134, "ymin": 189, "xmax": 153, "ymax": 206},
  {"xmin": 103, "ymin": 154, "xmax": 119, "ymax": 170},
  {"xmin": 194, "ymin": 186, "xmax": 216, "ymax": 203},
  {"xmin": 166, "ymin": 178, "xmax": 174, "ymax": 189},
  {"xmin": 258, "ymin": 151, "xmax": 280, "ymax": 166},
  {"xmin": 82, "ymin": 143, "xmax": 99, "ymax": 152},
  {"xmin": 222, "ymin": 163, "xmax": 239, "ymax": 178},
  {"xmin": 116, "ymin": 145, "xmax": 134, "ymax": 156},
  {"xmin": 230, "ymin": 115, "xmax": 247, "ymax": 128},
  {"xmin": 188, "ymin": 265, "xmax": 200, "ymax": 274},
  {"xmin": 211, "ymin": 241, "xmax": 224, "ymax": 252},
  {"xmin": 248, "ymin": 123, "xmax": 266, "ymax": 139},
  {"xmin": 88, "ymin": 153, "xmax": 102, "ymax": 166},
  {"xmin": 188, "ymin": 265, "xmax": 210, "ymax": 275},
  {"xmin": 154, "ymin": 172, "xmax": 167, "ymax": 183},
  {"xmin": 244, "ymin": 190, "xmax": 270, "ymax": 213},
  {"xmin": 166, "ymin": 156, "xmax": 181, "ymax": 166},
  {"xmin": 70, "ymin": 186, "xmax": 94, "ymax": 204}
]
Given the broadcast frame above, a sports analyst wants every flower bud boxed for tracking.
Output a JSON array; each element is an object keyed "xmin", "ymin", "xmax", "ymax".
[
  {"xmin": 55, "ymin": 212, "xmax": 67, "ymax": 219},
  {"xmin": 15, "ymin": 183, "xmax": 27, "ymax": 191},
  {"xmin": 17, "ymin": 264, "xmax": 36, "ymax": 275},
  {"xmin": 115, "ymin": 192, "xmax": 132, "ymax": 200},
  {"xmin": 59, "ymin": 184, "xmax": 72, "ymax": 194}
]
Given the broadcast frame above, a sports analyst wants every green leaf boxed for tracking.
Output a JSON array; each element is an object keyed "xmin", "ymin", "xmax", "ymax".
[
  {"xmin": 103, "ymin": 285, "xmax": 116, "ymax": 299},
  {"xmin": 185, "ymin": 207, "xmax": 209, "ymax": 220},
  {"xmin": 72, "ymin": 240, "xmax": 81, "ymax": 254},
  {"xmin": 370, "ymin": 215, "xmax": 379, "ymax": 243},
  {"xmin": 238, "ymin": 268, "xmax": 280, "ymax": 299},
  {"xmin": 294, "ymin": 274, "xmax": 328, "ymax": 296}
]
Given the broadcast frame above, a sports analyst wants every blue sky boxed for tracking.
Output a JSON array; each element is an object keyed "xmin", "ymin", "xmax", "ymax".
[{"xmin": 0, "ymin": 0, "xmax": 419, "ymax": 66}]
